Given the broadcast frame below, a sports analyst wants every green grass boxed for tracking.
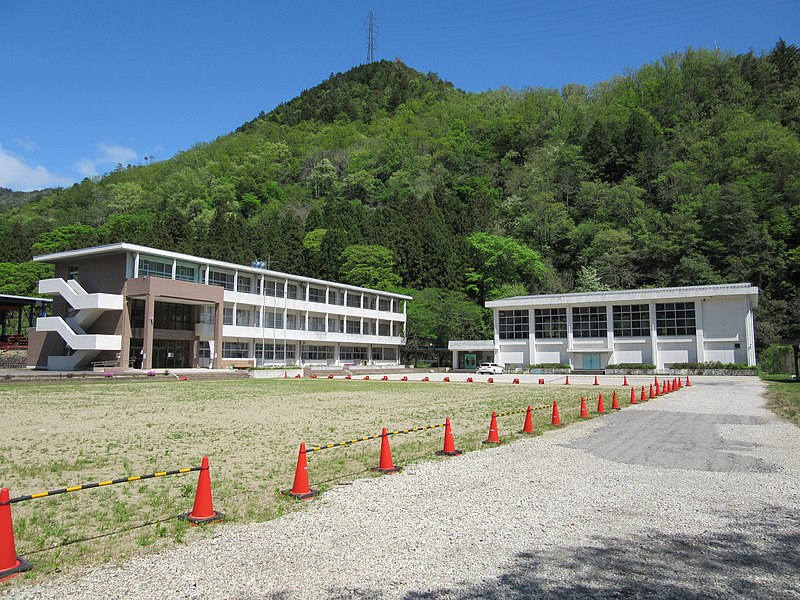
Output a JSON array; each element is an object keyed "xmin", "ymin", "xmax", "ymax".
[
  {"xmin": 0, "ymin": 377, "xmax": 630, "ymax": 582},
  {"xmin": 761, "ymin": 374, "xmax": 800, "ymax": 426}
]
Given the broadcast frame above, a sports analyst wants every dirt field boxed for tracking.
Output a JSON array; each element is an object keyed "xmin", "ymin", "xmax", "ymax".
[{"xmin": 0, "ymin": 376, "xmax": 609, "ymax": 579}]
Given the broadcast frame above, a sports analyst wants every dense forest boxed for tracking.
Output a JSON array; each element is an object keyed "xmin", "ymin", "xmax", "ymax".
[{"xmin": 1, "ymin": 42, "xmax": 799, "ymax": 352}]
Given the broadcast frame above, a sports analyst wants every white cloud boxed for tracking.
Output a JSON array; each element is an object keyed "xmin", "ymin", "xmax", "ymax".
[
  {"xmin": 0, "ymin": 144, "xmax": 72, "ymax": 191},
  {"xmin": 14, "ymin": 136, "xmax": 39, "ymax": 152},
  {"xmin": 75, "ymin": 142, "xmax": 140, "ymax": 178}
]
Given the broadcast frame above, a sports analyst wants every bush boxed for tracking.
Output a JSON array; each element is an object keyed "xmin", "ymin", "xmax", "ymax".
[
  {"xmin": 527, "ymin": 363, "xmax": 570, "ymax": 369},
  {"xmin": 606, "ymin": 363, "xmax": 656, "ymax": 370},
  {"xmin": 669, "ymin": 361, "xmax": 751, "ymax": 370},
  {"xmin": 758, "ymin": 345, "xmax": 795, "ymax": 374}
]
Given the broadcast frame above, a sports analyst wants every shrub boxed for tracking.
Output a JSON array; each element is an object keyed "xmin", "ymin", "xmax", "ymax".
[
  {"xmin": 527, "ymin": 363, "xmax": 570, "ymax": 369},
  {"xmin": 669, "ymin": 361, "xmax": 751, "ymax": 370},
  {"xmin": 606, "ymin": 363, "xmax": 656, "ymax": 370}
]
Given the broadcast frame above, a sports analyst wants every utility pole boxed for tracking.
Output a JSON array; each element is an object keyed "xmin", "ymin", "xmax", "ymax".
[{"xmin": 366, "ymin": 11, "xmax": 376, "ymax": 63}]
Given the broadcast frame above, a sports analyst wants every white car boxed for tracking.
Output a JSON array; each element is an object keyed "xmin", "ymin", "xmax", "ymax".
[{"xmin": 477, "ymin": 362, "xmax": 504, "ymax": 375}]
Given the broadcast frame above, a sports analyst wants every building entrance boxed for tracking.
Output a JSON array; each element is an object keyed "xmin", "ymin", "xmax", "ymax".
[{"xmin": 152, "ymin": 339, "xmax": 191, "ymax": 369}]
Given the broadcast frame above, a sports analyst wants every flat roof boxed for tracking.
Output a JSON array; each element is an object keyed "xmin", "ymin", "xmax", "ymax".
[
  {"xmin": 34, "ymin": 243, "xmax": 413, "ymax": 300},
  {"xmin": 0, "ymin": 294, "xmax": 52, "ymax": 307},
  {"xmin": 485, "ymin": 283, "xmax": 759, "ymax": 309}
]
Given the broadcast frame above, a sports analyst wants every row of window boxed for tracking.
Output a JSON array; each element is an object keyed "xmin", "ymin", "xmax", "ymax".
[
  {"xmin": 136, "ymin": 258, "xmax": 403, "ymax": 312},
  {"xmin": 222, "ymin": 342, "xmax": 397, "ymax": 361},
  {"xmin": 222, "ymin": 308, "xmax": 403, "ymax": 336},
  {"xmin": 499, "ymin": 303, "xmax": 697, "ymax": 339}
]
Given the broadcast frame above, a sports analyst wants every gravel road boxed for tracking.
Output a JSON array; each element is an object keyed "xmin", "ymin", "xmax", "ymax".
[{"xmin": 4, "ymin": 376, "xmax": 799, "ymax": 599}]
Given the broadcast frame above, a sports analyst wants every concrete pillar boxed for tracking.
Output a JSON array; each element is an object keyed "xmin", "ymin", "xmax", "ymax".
[
  {"xmin": 212, "ymin": 300, "xmax": 223, "ymax": 369},
  {"xmin": 142, "ymin": 294, "xmax": 155, "ymax": 370}
]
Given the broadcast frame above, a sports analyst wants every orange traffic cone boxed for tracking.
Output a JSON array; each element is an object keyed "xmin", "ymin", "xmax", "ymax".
[
  {"xmin": 401, "ymin": 376, "xmax": 408, "ymax": 381},
  {"xmin": 483, "ymin": 412, "xmax": 502, "ymax": 443},
  {"xmin": 654, "ymin": 381, "xmax": 660, "ymax": 396},
  {"xmin": 649, "ymin": 384, "xmax": 655, "ymax": 399},
  {"xmin": 597, "ymin": 393, "xmax": 605, "ymax": 414},
  {"xmin": 580, "ymin": 396, "xmax": 589, "ymax": 419},
  {"xmin": 593, "ymin": 376, "xmax": 599, "ymax": 386},
  {"xmin": 685, "ymin": 375, "xmax": 692, "ymax": 386},
  {"xmin": 674, "ymin": 377, "xmax": 679, "ymax": 390},
  {"xmin": 521, "ymin": 406, "xmax": 534, "ymax": 433},
  {"xmin": 513, "ymin": 378, "xmax": 520, "ymax": 384},
  {"xmin": 345, "ymin": 375, "xmax": 352, "ymax": 380},
  {"xmin": 612, "ymin": 390, "xmax": 620, "ymax": 410},
  {"xmin": 180, "ymin": 456, "xmax": 224, "ymax": 524},
  {"xmin": 677, "ymin": 377, "xmax": 682, "ymax": 389},
  {"xmin": 436, "ymin": 418, "xmax": 463, "ymax": 456},
  {"xmin": 466, "ymin": 377, "xmax": 473, "ymax": 383},
  {"xmin": 0, "ymin": 488, "xmax": 31, "ymax": 581},
  {"xmin": 564, "ymin": 375, "xmax": 570, "ymax": 385},
  {"xmin": 374, "ymin": 428, "xmax": 401, "ymax": 473},
  {"xmin": 381, "ymin": 375, "xmax": 388, "ymax": 381},
  {"xmin": 654, "ymin": 375, "xmax": 659, "ymax": 386},
  {"xmin": 443, "ymin": 376, "xmax": 450, "ymax": 382},
  {"xmin": 364, "ymin": 375, "xmax": 370, "ymax": 380},
  {"xmin": 640, "ymin": 386, "xmax": 647, "ymax": 403},
  {"xmin": 328, "ymin": 374, "xmax": 334, "ymax": 379},
  {"xmin": 282, "ymin": 443, "xmax": 319, "ymax": 500},
  {"xmin": 622, "ymin": 375, "xmax": 629, "ymax": 386},
  {"xmin": 295, "ymin": 373, "xmax": 301, "ymax": 379},
  {"xmin": 310, "ymin": 374, "xmax": 317, "ymax": 379},
  {"xmin": 422, "ymin": 376, "xmax": 430, "ymax": 382},
  {"xmin": 552, "ymin": 401, "xmax": 562, "ymax": 426}
]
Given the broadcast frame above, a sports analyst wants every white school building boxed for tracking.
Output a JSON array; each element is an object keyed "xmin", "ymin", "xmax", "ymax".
[
  {"xmin": 450, "ymin": 283, "xmax": 758, "ymax": 371},
  {"xmin": 28, "ymin": 243, "xmax": 410, "ymax": 371}
]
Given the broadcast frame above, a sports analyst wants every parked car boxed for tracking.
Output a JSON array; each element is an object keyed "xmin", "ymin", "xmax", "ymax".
[{"xmin": 477, "ymin": 362, "xmax": 504, "ymax": 374}]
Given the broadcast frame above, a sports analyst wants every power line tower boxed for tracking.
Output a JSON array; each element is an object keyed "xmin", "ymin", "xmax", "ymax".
[{"xmin": 366, "ymin": 11, "xmax": 376, "ymax": 63}]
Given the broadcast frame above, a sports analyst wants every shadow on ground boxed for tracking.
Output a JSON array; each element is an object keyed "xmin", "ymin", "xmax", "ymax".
[{"xmin": 399, "ymin": 508, "xmax": 800, "ymax": 600}]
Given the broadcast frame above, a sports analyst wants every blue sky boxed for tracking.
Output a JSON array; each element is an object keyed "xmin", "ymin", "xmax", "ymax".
[{"xmin": 1, "ymin": 0, "xmax": 797, "ymax": 191}]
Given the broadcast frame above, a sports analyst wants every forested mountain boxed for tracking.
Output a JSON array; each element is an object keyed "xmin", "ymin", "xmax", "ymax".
[{"xmin": 2, "ymin": 44, "xmax": 799, "ymax": 350}]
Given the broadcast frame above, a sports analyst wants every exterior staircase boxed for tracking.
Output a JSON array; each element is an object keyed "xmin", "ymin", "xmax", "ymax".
[{"xmin": 36, "ymin": 278, "xmax": 124, "ymax": 370}]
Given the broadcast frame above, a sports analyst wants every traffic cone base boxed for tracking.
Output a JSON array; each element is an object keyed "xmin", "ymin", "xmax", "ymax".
[
  {"xmin": 0, "ymin": 488, "xmax": 31, "ymax": 581},
  {"xmin": 281, "ymin": 443, "xmax": 320, "ymax": 501},
  {"xmin": 179, "ymin": 456, "xmax": 224, "ymax": 524}
]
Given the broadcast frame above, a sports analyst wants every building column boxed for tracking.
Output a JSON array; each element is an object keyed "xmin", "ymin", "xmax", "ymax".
[
  {"xmin": 649, "ymin": 302, "xmax": 659, "ymax": 371},
  {"xmin": 606, "ymin": 305, "xmax": 615, "ymax": 367},
  {"xmin": 745, "ymin": 300, "xmax": 756, "ymax": 366},
  {"xmin": 120, "ymin": 299, "xmax": 131, "ymax": 368},
  {"xmin": 212, "ymin": 300, "xmax": 223, "ymax": 369},
  {"xmin": 142, "ymin": 294, "xmax": 155, "ymax": 370},
  {"xmin": 695, "ymin": 300, "xmax": 705, "ymax": 364}
]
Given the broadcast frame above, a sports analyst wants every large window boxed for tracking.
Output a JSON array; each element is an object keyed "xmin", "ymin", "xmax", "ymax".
[
  {"xmin": 328, "ymin": 289, "xmax": 344, "ymax": 305},
  {"xmin": 223, "ymin": 308, "xmax": 233, "ymax": 325},
  {"xmin": 378, "ymin": 322, "xmax": 390, "ymax": 336},
  {"xmin": 346, "ymin": 319, "xmax": 361, "ymax": 334},
  {"xmin": 364, "ymin": 296, "xmax": 376, "ymax": 310},
  {"xmin": 286, "ymin": 313, "xmax": 305, "ymax": 330},
  {"xmin": 309, "ymin": 287, "xmax": 326, "ymax": 303},
  {"xmin": 613, "ymin": 305, "xmax": 650, "ymax": 337},
  {"xmin": 379, "ymin": 298, "xmax": 390, "ymax": 312},
  {"xmin": 235, "ymin": 308, "xmax": 250, "ymax": 327},
  {"xmin": 572, "ymin": 306, "xmax": 607, "ymax": 338},
  {"xmin": 301, "ymin": 345, "xmax": 333, "ymax": 361},
  {"xmin": 263, "ymin": 280, "xmax": 285, "ymax": 298},
  {"xmin": 266, "ymin": 311, "xmax": 283, "ymax": 329},
  {"xmin": 346, "ymin": 293, "xmax": 361, "ymax": 308},
  {"xmin": 656, "ymin": 302, "xmax": 696, "ymax": 336},
  {"xmin": 534, "ymin": 308, "xmax": 567, "ymax": 339},
  {"xmin": 308, "ymin": 315, "xmax": 326, "ymax": 332},
  {"xmin": 371, "ymin": 347, "xmax": 397, "ymax": 361},
  {"xmin": 176, "ymin": 265, "xmax": 195, "ymax": 282},
  {"xmin": 139, "ymin": 259, "xmax": 171, "ymax": 279},
  {"xmin": 328, "ymin": 317, "xmax": 343, "ymax": 333},
  {"xmin": 237, "ymin": 276, "xmax": 252, "ymax": 294},
  {"xmin": 499, "ymin": 310, "xmax": 529, "ymax": 340},
  {"xmin": 153, "ymin": 302, "xmax": 193, "ymax": 331},
  {"xmin": 340, "ymin": 346, "xmax": 368, "ymax": 361},
  {"xmin": 222, "ymin": 341, "xmax": 249, "ymax": 359},
  {"xmin": 256, "ymin": 343, "xmax": 295, "ymax": 360},
  {"xmin": 209, "ymin": 271, "xmax": 234, "ymax": 290}
]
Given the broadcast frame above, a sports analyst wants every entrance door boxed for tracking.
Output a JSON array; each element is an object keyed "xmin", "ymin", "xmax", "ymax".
[
  {"xmin": 464, "ymin": 353, "xmax": 477, "ymax": 370},
  {"xmin": 583, "ymin": 353, "xmax": 601, "ymax": 370},
  {"xmin": 152, "ymin": 340, "xmax": 191, "ymax": 369}
]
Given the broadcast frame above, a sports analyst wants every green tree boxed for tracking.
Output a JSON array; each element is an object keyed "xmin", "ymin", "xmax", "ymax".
[
  {"xmin": 339, "ymin": 245, "xmax": 402, "ymax": 290},
  {"xmin": 465, "ymin": 232, "xmax": 549, "ymax": 301}
]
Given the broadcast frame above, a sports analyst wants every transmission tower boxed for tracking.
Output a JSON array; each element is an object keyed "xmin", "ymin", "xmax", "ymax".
[{"xmin": 366, "ymin": 11, "xmax": 376, "ymax": 63}]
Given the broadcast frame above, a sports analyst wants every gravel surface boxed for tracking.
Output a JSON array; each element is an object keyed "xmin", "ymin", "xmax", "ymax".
[{"xmin": 4, "ymin": 376, "xmax": 799, "ymax": 599}]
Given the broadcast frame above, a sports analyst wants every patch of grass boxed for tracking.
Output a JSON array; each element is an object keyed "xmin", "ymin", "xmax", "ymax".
[
  {"xmin": 761, "ymin": 374, "xmax": 800, "ymax": 426},
  {"xmin": 0, "ymin": 377, "xmax": 626, "ymax": 583}
]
